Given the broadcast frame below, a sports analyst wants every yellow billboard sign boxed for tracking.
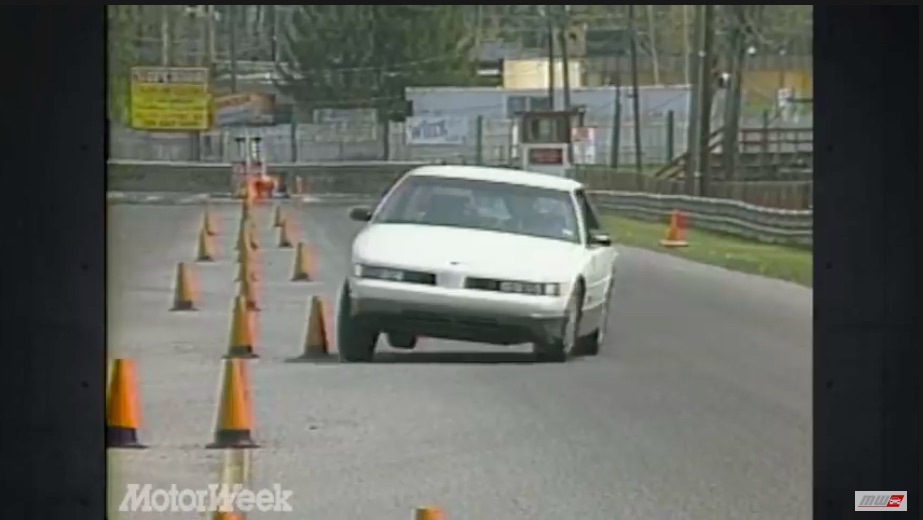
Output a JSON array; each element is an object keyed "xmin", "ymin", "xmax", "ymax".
[{"xmin": 130, "ymin": 66, "xmax": 211, "ymax": 131}]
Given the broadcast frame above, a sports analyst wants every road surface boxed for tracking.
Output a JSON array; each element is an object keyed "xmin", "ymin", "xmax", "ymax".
[{"xmin": 107, "ymin": 200, "xmax": 811, "ymax": 520}]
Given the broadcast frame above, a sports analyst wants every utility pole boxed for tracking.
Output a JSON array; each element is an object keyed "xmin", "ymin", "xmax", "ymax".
[
  {"xmin": 229, "ymin": 5, "xmax": 238, "ymax": 93},
  {"xmin": 558, "ymin": 5, "xmax": 572, "ymax": 112},
  {"xmin": 627, "ymin": 5, "xmax": 644, "ymax": 180},
  {"xmin": 681, "ymin": 5, "xmax": 690, "ymax": 85},
  {"xmin": 683, "ymin": 4, "xmax": 704, "ymax": 195},
  {"xmin": 696, "ymin": 4, "xmax": 716, "ymax": 197},
  {"xmin": 721, "ymin": 6, "xmax": 748, "ymax": 181},
  {"xmin": 269, "ymin": 5, "xmax": 280, "ymax": 65},
  {"xmin": 545, "ymin": 6, "xmax": 555, "ymax": 109},
  {"xmin": 160, "ymin": 5, "xmax": 172, "ymax": 66},
  {"xmin": 196, "ymin": 7, "xmax": 208, "ymax": 67},
  {"xmin": 610, "ymin": 65, "xmax": 623, "ymax": 170},
  {"xmin": 206, "ymin": 5, "xmax": 216, "ymax": 68},
  {"xmin": 557, "ymin": 5, "xmax": 574, "ymax": 167},
  {"xmin": 645, "ymin": 4, "xmax": 660, "ymax": 85}
]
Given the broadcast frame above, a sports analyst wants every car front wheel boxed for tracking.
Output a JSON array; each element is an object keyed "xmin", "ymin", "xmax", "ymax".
[
  {"xmin": 533, "ymin": 285, "xmax": 583, "ymax": 363},
  {"xmin": 336, "ymin": 281, "xmax": 379, "ymax": 363},
  {"xmin": 577, "ymin": 280, "xmax": 613, "ymax": 357}
]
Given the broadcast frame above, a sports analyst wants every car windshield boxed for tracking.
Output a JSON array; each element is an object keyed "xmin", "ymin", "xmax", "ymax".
[{"xmin": 373, "ymin": 175, "xmax": 580, "ymax": 243}]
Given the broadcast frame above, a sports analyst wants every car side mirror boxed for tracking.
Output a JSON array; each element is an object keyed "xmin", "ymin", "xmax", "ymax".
[
  {"xmin": 588, "ymin": 232, "xmax": 612, "ymax": 247},
  {"xmin": 348, "ymin": 206, "xmax": 373, "ymax": 222}
]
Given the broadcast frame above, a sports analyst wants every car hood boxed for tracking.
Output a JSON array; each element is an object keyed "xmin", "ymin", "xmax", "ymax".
[{"xmin": 353, "ymin": 223, "xmax": 585, "ymax": 281}]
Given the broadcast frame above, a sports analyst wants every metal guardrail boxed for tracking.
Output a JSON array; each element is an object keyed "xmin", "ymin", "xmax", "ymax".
[{"xmin": 588, "ymin": 191, "xmax": 813, "ymax": 248}]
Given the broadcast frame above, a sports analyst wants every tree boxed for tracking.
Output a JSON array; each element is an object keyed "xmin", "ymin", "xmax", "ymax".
[
  {"xmin": 276, "ymin": 5, "xmax": 479, "ymax": 119},
  {"xmin": 107, "ymin": 6, "xmax": 140, "ymax": 125}
]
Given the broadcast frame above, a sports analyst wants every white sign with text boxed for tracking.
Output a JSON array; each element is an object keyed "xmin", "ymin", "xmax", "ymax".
[{"xmin": 405, "ymin": 116, "xmax": 469, "ymax": 145}]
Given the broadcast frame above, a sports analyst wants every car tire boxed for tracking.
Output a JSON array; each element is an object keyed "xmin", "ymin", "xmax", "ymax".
[
  {"xmin": 386, "ymin": 332, "xmax": 417, "ymax": 350},
  {"xmin": 336, "ymin": 281, "xmax": 379, "ymax": 363},
  {"xmin": 576, "ymin": 280, "xmax": 613, "ymax": 357},
  {"xmin": 533, "ymin": 284, "xmax": 583, "ymax": 363}
]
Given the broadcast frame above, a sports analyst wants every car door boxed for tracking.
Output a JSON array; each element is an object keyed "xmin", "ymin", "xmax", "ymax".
[{"xmin": 574, "ymin": 189, "xmax": 617, "ymax": 315}]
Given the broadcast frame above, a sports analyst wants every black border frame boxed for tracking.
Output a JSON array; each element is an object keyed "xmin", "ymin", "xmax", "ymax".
[
  {"xmin": 1, "ymin": 6, "xmax": 918, "ymax": 519},
  {"xmin": 813, "ymin": 6, "xmax": 920, "ymax": 518}
]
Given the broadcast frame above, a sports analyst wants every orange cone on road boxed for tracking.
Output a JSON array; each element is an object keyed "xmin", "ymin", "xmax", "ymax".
[
  {"xmin": 207, "ymin": 358, "xmax": 258, "ymax": 449},
  {"xmin": 278, "ymin": 219, "xmax": 294, "ymax": 248},
  {"xmin": 196, "ymin": 227, "xmax": 216, "ymax": 262},
  {"xmin": 106, "ymin": 359, "xmax": 146, "ymax": 449},
  {"xmin": 211, "ymin": 512, "xmax": 244, "ymax": 520},
  {"xmin": 415, "ymin": 507, "xmax": 444, "ymax": 520},
  {"xmin": 288, "ymin": 296, "xmax": 330, "ymax": 361},
  {"xmin": 235, "ymin": 220, "xmax": 259, "ymax": 252},
  {"xmin": 238, "ymin": 275, "xmax": 261, "ymax": 312},
  {"xmin": 659, "ymin": 210, "xmax": 689, "ymax": 248},
  {"xmin": 291, "ymin": 242, "xmax": 313, "ymax": 282},
  {"xmin": 236, "ymin": 244, "xmax": 260, "ymax": 282},
  {"xmin": 219, "ymin": 447, "xmax": 252, "ymax": 488},
  {"xmin": 272, "ymin": 204, "xmax": 285, "ymax": 228},
  {"xmin": 226, "ymin": 295, "xmax": 258, "ymax": 359},
  {"xmin": 171, "ymin": 262, "xmax": 198, "ymax": 311},
  {"xmin": 203, "ymin": 207, "xmax": 218, "ymax": 236},
  {"xmin": 235, "ymin": 219, "xmax": 247, "ymax": 251}
]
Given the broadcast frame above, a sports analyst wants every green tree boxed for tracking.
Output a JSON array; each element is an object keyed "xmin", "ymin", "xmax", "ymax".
[
  {"xmin": 107, "ymin": 5, "xmax": 140, "ymax": 125},
  {"xmin": 276, "ymin": 5, "xmax": 479, "ymax": 118}
]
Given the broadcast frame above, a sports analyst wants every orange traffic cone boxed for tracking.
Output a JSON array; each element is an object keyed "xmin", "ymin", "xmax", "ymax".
[
  {"xmin": 171, "ymin": 262, "xmax": 198, "ymax": 311},
  {"xmin": 235, "ymin": 220, "xmax": 259, "ymax": 252},
  {"xmin": 415, "ymin": 507, "xmax": 444, "ymax": 520},
  {"xmin": 196, "ymin": 227, "xmax": 216, "ymax": 262},
  {"xmin": 235, "ymin": 219, "xmax": 247, "ymax": 251},
  {"xmin": 291, "ymin": 242, "xmax": 313, "ymax": 281},
  {"xmin": 106, "ymin": 359, "xmax": 146, "ymax": 449},
  {"xmin": 278, "ymin": 219, "xmax": 294, "ymax": 248},
  {"xmin": 211, "ymin": 512, "xmax": 244, "ymax": 520},
  {"xmin": 659, "ymin": 210, "xmax": 689, "ymax": 248},
  {"xmin": 226, "ymin": 295, "xmax": 258, "ymax": 359},
  {"xmin": 288, "ymin": 296, "xmax": 330, "ymax": 361},
  {"xmin": 207, "ymin": 358, "xmax": 258, "ymax": 449},
  {"xmin": 247, "ymin": 219, "xmax": 260, "ymax": 250},
  {"xmin": 236, "ymin": 244, "xmax": 259, "ymax": 282},
  {"xmin": 238, "ymin": 275, "xmax": 261, "ymax": 312},
  {"xmin": 272, "ymin": 204, "xmax": 285, "ymax": 228},
  {"xmin": 203, "ymin": 207, "xmax": 218, "ymax": 236},
  {"xmin": 219, "ymin": 444, "xmax": 252, "ymax": 487}
]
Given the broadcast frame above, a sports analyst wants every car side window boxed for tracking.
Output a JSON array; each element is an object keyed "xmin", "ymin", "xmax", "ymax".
[{"xmin": 575, "ymin": 190, "xmax": 602, "ymax": 238}]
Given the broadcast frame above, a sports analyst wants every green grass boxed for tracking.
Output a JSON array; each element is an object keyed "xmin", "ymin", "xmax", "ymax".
[{"xmin": 602, "ymin": 214, "xmax": 813, "ymax": 287}]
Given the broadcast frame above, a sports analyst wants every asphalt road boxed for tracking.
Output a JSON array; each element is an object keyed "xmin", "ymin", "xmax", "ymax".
[{"xmin": 107, "ymin": 200, "xmax": 812, "ymax": 520}]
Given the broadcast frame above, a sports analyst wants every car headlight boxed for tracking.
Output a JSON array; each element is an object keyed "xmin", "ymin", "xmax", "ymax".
[
  {"xmin": 354, "ymin": 264, "xmax": 406, "ymax": 281},
  {"xmin": 353, "ymin": 264, "xmax": 436, "ymax": 285},
  {"xmin": 498, "ymin": 281, "xmax": 561, "ymax": 296}
]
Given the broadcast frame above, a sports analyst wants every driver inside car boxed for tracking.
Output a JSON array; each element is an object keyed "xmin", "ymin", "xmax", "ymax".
[{"xmin": 422, "ymin": 193, "xmax": 472, "ymax": 227}]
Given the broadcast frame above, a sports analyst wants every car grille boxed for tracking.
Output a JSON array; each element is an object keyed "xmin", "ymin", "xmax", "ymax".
[
  {"xmin": 398, "ymin": 311, "xmax": 514, "ymax": 336},
  {"xmin": 402, "ymin": 271, "xmax": 437, "ymax": 285},
  {"xmin": 465, "ymin": 277, "xmax": 502, "ymax": 292}
]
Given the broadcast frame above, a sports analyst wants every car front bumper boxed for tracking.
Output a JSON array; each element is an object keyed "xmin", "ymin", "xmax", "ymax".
[{"xmin": 349, "ymin": 278, "xmax": 568, "ymax": 345}]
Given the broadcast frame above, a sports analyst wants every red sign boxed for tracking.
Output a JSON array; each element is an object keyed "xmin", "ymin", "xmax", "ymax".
[{"xmin": 528, "ymin": 148, "xmax": 564, "ymax": 165}]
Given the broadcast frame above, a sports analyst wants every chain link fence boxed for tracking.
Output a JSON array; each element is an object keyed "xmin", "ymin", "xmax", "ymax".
[{"xmin": 109, "ymin": 113, "xmax": 704, "ymax": 167}]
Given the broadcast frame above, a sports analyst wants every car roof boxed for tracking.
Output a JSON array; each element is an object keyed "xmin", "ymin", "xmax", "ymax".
[{"xmin": 405, "ymin": 165, "xmax": 584, "ymax": 192}]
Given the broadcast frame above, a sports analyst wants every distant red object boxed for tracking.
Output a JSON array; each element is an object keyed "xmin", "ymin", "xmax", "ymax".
[{"xmin": 528, "ymin": 148, "xmax": 564, "ymax": 165}]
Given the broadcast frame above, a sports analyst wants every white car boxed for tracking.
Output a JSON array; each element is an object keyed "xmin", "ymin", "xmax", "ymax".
[{"xmin": 336, "ymin": 165, "xmax": 619, "ymax": 362}]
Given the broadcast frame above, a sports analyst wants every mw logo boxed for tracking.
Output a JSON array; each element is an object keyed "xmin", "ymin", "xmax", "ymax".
[{"xmin": 858, "ymin": 494, "xmax": 903, "ymax": 507}]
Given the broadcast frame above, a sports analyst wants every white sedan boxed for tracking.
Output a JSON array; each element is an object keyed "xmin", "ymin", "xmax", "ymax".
[{"xmin": 336, "ymin": 165, "xmax": 619, "ymax": 362}]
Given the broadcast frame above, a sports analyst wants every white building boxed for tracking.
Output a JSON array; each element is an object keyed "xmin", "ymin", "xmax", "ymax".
[{"xmin": 405, "ymin": 85, "xmax": 694, "ymax": 127}]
